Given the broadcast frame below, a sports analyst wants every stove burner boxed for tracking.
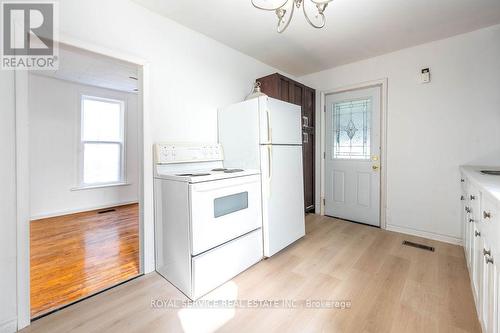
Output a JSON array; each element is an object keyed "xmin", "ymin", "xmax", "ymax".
[
  {"xmin": 224, "ymin": 169, "xmax": 244, "ymax": 173},
  {"xmin": 211, "ymin": 168, "xmax": 228, "ymax": 172},
  {"xmin": 176, "ymin": 173, "xmax": 211, "ymax": 177}
]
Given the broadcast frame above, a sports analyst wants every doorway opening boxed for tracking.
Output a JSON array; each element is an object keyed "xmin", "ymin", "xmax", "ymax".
[
  {"xmin": 320, "ymin": 80, "xmax": 387, "ymax": 228},
  {"xmin": 28, "ymin": 43, "xmax": 143, "ymax": 319}
]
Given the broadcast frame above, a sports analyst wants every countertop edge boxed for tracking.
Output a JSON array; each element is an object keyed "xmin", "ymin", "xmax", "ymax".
[{"xmin": 460, "ymin": 165, "xmax": 500, "ymax": 203}]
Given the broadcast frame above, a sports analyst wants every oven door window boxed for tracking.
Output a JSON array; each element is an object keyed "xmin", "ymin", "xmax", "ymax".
[{"xmin": 214, "ymin": 192, "xmax": 248, "ymax": 218}]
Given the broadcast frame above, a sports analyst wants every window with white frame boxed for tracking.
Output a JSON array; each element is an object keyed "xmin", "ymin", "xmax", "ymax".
[{"xmin": 80, "ymin": 95, "xmax": 125, "ymax": 186}]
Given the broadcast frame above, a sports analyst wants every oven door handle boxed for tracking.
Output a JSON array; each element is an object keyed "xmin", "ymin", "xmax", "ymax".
[{"xmin": 191, "ymin": 179, "xmax": 260, "ymax": 192}]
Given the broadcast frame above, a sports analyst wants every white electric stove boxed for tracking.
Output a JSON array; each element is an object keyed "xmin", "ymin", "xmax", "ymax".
[{"xmin": 154, "ymin": 143, "xmax": 263, "ymax": 300}]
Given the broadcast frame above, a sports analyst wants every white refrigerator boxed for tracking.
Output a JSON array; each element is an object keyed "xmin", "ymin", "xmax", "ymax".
[{"xmin": 218, "ymin": 96, "xmax": 305, "ymax": 257}]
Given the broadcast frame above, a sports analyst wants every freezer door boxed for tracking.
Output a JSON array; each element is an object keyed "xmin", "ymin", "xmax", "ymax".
[
  {"xmin": 260, "ymin": 145, "xmax": 305, "ymax": 257},
  {"xmin": 260, "ymin": 97, "xmax": 302, "ymax": 145},
  {"xmin": 218, "ymin": 99, "xmax": 261, "ymax": 169}
]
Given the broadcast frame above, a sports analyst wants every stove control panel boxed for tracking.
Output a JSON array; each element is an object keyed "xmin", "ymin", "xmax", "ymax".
[{"xmin": 155, "ymin": 143, "xmax": 223, "ymax": 164}]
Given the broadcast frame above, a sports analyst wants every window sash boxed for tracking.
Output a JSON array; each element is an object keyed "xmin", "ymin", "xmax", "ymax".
[
  {"xmin": 82, "ymin": 142, "xmax": 124, "ymax": 186},
  {"xmin": 80, "ymin": 95, "xmax": 125, "ymax": 186}
]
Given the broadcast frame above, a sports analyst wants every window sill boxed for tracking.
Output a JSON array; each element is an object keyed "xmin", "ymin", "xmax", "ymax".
[{"xmin": 71, "ymin": 182, "xmax": 131, "ymax": 191}]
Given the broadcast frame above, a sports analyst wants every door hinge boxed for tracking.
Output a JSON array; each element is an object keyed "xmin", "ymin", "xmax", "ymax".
[
  {"xmin": 323, "ymin": 198, "xmax": 326, "ymax": 206},
  {"xmin": 323, "ymin": 152, "xmax": 326, "ymax": 159},
  {"xmin": 324, "ymin": 105, "xmax": 326, "ymax": 113}
]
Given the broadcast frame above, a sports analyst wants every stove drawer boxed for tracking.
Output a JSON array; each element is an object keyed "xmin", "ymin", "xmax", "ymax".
[
  {"xmin": 190, "ymin": 174, "xmax": 262, "ymax": 255},
  {"xmin": 192, "ymin": 228, "xmax": 262, "ymax": 299}
]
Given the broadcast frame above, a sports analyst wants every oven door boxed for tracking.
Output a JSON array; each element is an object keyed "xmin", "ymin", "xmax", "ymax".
[{"xmin": 189, "ymin": 174, "xmax": 262, "ymax": 255}]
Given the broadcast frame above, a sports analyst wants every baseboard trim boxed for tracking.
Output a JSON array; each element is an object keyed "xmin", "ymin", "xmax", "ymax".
[
  {"xmin": 30, "ymin": 200, "xmax": 139, "ymax": 220},
  {"xmin": 386, "ymin": 224, "xmax": 462, "ymax": 245},
  {"xmin": 0, "ymin": 318, "xmax": 17, "ymax": 333}
]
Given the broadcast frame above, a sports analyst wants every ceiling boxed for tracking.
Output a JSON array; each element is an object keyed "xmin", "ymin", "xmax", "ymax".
[
  {"xmin": 33, "ymin": 43, "xmax": 139, "ymax": 92},
  {"xmin": 132, "ymin": 0, "xmax": 500, "ymax": 76}
]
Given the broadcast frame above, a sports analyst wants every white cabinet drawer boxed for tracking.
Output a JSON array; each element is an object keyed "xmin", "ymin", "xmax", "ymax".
[
  {"xmin": 461, "ymin": 173, "xmax": 467, "ymax": 192},
  {"xmin": 482, "ymin": 195, "xmax": 498, "ymax": 224},
  {"xmin": 473, "ymin": 224, "xmax": 483, "ymax": 301},
  {"xmin": 464, "ymin": 183, "xmax": 480, "ymax": 267},
  {"xmin": 468, "ymin": 183, "xmax": 481, "ymax": 223},
  {"xmin": 190, "ymin": 175, "xmax": 262, "ymax": 255},
  {"xmin": 482, "ymin": 194, "xmax": 500, "ymax": 257},
  {"xmin": 192, "ymin": 229, "xmax": 263, "ymax": 299},
  {"xmin": 481, "ymin": 238, "xmax": 497, "ymax": 333}
]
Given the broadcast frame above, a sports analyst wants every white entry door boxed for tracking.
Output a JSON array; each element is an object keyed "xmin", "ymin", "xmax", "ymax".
[{"xmin": 324, "ymin": 87, "xmax": 381, "ymax": 226}]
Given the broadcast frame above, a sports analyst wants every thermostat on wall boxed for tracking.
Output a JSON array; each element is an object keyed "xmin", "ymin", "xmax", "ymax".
[{"xmin": 420, "ymin": 68, "xmax": 430, "ymax": 84}]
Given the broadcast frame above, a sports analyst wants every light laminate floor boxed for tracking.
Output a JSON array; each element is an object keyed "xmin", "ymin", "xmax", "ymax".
[{"xmin": 24, "ymin": 214, "xmax": 480, "ymax": 332}]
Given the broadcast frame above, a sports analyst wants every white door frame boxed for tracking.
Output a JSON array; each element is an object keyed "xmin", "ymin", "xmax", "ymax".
[
  {"xmin": 15, "ymin": 33, "xmax": 154, "ymax": 330},
  {"xmin": 319, "ymin": 79, "xmax": 388, "ymax": 229}
]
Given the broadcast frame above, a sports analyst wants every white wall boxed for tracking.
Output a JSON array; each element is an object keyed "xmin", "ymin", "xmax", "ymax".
[
  {"xmin": 300, "ymin": 24, "xmax": 500, "ymax": 243},
  {"xmin": 0, "ymin": 72, "xmax": 18, "ymax": 333},
  {"xmin": 58, "ymin": 0, "xmax": 278, "ymax": 143},
  {"xmin": 1, "ymin": 0, "xmax": 277, "ymax": 330},
  {"xmin": 29, "ymin": 75, "xmax": 139, "ymax": 219}
]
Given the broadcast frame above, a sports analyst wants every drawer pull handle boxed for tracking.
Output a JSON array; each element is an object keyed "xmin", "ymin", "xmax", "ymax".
[
  {"xmin": 483, "ymin": 211, "xmax": 492, "ymax": 219},
  {"xmin": 484, "ymin": 249, "xmax": 491, "ymax": 256},
  {"xmin": 470, "ymin": 195, "xmax": 476, "ymax": 201},
  {"xmin": 475, "ymin": 231, "xmax": 481, "ymax": 237},
  {"xmin": 461, "ymin": 179, "xmax": 465, "ymax": 183},
  {"xmin": 486, "ymin": 257, "xmax": 494, "ymax": 265}
]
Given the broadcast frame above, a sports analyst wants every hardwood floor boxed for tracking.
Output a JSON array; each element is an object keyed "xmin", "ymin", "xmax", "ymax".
[
  {"xmin": 30, "ymin": 203, "xmax": 140, "ymax": 318},
  {"xmin": 24, "ymin": 214, "xmax": 480, "ymax": 332}
]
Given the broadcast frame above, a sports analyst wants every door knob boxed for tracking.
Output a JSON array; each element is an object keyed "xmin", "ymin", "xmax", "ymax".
[
  {"xmin": 484, "ymin": 211, "xmax": 492, "ymax": 219},
  {"xmin": 469, "ymin": 218, "xmax": 474, "ymax": 223},
  {"xmin": 486, "ymin": 257, "xmax": 494, "ymax": 265},
  {"xmin": 475, "ymin": 230, "xmax": 481, "ymax": 237},
  {"xmin": 484, "ymin": 248, "xmax": 491, "ymax": 256},
  {"xmin": 372, "ymin": 165, "xmax": 379, "ymax": 171}
]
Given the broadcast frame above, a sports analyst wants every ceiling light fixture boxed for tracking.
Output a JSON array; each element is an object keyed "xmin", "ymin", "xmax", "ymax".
[{"xmin": 251, "ymin": 0, "xmax": 333, "ymax": 33}]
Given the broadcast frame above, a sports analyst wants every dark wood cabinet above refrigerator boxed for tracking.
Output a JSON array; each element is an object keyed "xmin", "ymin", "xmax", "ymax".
[{"xmin": 256, "ymin": 73, "xmax": 316, "ymax": 212}]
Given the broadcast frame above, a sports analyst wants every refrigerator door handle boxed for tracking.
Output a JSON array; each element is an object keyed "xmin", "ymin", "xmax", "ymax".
[
  {"xmin": 268, "ymin": 145, "xmax": 273, "ymax": 182},
  {"xmin": 266, "ymin": 110, "xmax": 272, "ymax": 143}
]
